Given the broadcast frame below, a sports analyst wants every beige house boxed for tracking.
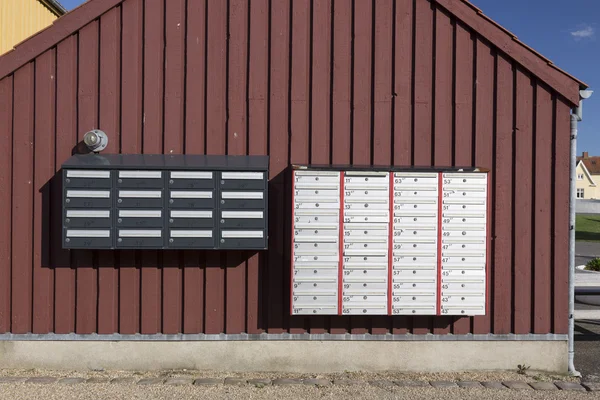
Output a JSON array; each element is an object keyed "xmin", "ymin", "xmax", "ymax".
[{"xmin": 576, "ymin": 152, "xmax": 600, "ymax": 199}]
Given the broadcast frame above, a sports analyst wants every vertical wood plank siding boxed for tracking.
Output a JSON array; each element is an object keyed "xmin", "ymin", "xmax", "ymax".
[{"xmin": 0, "ymin": 0, "xmax": 573, "ymax": 336}]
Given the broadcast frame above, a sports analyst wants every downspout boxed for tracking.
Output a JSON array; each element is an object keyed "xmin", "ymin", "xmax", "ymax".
[{"xmin": 569, "ymin": 89, "xmax": 593, "ymax": 376}]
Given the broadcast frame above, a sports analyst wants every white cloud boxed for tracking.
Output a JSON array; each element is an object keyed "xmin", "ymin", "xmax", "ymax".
[{"xmin": 571, "ymin": 24, "xmax": 595, "ymax": 40}]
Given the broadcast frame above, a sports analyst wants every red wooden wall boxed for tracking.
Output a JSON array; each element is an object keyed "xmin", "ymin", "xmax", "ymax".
[{"xmin": 0, "ymin": 0, "xmax": 572, "ymax": 336}]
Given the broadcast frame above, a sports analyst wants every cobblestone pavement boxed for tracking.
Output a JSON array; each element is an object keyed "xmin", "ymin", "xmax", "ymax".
[{"xmin": 0, "ymin": 370, "xmax": 597, "ymax": 399}]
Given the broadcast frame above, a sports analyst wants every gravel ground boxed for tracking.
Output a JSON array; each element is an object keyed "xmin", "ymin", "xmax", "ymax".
[
  {"xmin": 0, "ymin": 382, "xmax": 596, "ymax": 400},
  {"xmin": 0, "ymin": 368, "xmax": 578, "ymax": 383},
  {"xmin": 0, "ymin": 369, "xmax": 588, "ymax": 400}
]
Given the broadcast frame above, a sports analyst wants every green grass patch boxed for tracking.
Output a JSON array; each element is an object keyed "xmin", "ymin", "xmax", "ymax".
[{"xmin": 576, "ymin": 214, "xmax": 600, "ymax": 242}]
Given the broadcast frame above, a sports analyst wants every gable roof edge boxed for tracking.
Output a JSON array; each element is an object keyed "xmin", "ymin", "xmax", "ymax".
[
  {"xmin": 578, "ymin": 160, "xmax": 597, "ymax": 186},
  {"xmin": 0, "ymin": 0, "xmax": 123, "ymax": 80},
  {"xmin": 434, "ymin": 0, "xmax": 585, "ymax": 107}
]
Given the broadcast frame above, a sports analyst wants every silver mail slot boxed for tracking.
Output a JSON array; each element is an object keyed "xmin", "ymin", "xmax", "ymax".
[
  {"xmin": 222, "ymin": 211, "xmax": 264, "ymax": 219},
  {"xmin": 66, "ymin": 210, "xmax": 110, "ymax": 218},
  {"xmin": 171, "ymin": 210, "xmax": 213, "ymax": 218},
  {"xmin": 222, "ymin": 230, "xmax": 264, "ymax": 239},
  {"xmin": 221, "ymin": 172, "xmax": 264, "ymax": 180},
  {"xmin": 119, "ymin": 210, "xmax": 162, "ymax": 218},
  {"xmin": 119, "ymin": 190, "xmax": 162, "ymax": 198},
  {"xmin": 170, "ymin": 191, "xmax": 213, "ymax": 199},
  {"xmin": 170, "ymin": 230, "xmax": 213, "ymax": 238},
  {"xmin": 66, "ymin": 170, "xmax": 110, "ymax": 178},
  {"xmin": 67, "ymin": 190, "xmax": 110, "ymax": 198},
  {"xmin": 119, "ymin": 171, "xmax": 162, "ymax": 179},
  {"xmin": 67, "ymin": 230, "xmax": 110, "ymax": 238},
  {"xmin": 221, "ymin": 192, "xmax": 264, "ymax": 199},
  {"xmin": 119, "ymin": 230, "xmax": 162, "ymax": 237},
  {"xmin": 171, "ymin": 171, "xmax": 213, "ymax": 179}
]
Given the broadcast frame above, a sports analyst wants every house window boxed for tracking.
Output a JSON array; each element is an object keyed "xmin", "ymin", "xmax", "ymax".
[
  {"xmin": 577, "ymin": 188, "xmax": 585, "ymax": 199},
  {"xmin": 578, "ymin": 173, "xmax": 584, "ymax": 180}
]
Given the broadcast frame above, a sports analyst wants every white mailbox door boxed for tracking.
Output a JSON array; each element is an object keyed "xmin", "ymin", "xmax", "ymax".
[
  {"xmin": 341, "ymin": 171, "xmax": 390, "ymax": 315},
  {"xmin": 290, "ymin": 168, "xmax": 488, "ymax": 317},
  {"xmin": 291, "ymin": 171, "xmax": 341, "ymax": 315},
  {"xmin": 440, "ymin": 173, "xmax": 488, "ymax": 316},
  {"xmin": 391, "ymin": 173, "xmax": 439, "ymax": 316}
]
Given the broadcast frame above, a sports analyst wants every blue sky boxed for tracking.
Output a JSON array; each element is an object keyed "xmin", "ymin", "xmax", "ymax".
[
  {"xmin": 61, "ymin": 0, "xmax": 599, "ymax": 155},
  {"xmin": 471, "ymin": 0, "xmax": 600, "ymax": 156}
]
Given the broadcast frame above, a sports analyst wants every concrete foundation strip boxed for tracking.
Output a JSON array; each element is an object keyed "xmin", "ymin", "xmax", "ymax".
[{"xmin": 0, "ymin": 376, "xmax": 594, "ymax": 391}]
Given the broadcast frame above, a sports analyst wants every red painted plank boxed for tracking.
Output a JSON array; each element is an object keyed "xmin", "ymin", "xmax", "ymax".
[
  {"xmin": 391, "ymin": 0, "xmax": 414, "ymax": 335},
  {"xmin": 162, "ymin": 253, "xmax": 182, "ymax": 334},
  {"xmin": 473, "ymin": 39, "xmax": 494, "ymax": 335},
  {"xmin": 372, "ymin": 0, "xmax": 393, "ymax": 166},
  {"xmin": 513, "ymin": 68, "xmax": 534, "ymax": 335},
  {"xmin": 162, "ymin": 0, "xmax": 186, "ymax": 335},
  {"xmin": 452, "ymin": 22, "xmax": 474, "ymax": 335},
  {"xmin": 246, "ymin": 0, "xmax": 268, "ymax": 334},
  {"xmin": 248, "ymin": 0, "xmax": 269, "ymax": 156},
  {"xmin": 307, "ymin": 0, "xmax": 332, "ymax": 335},
  {"xmin": 140, "ymin": 251, "xmax": 161, "ymax": 333},
  {"xmin": 0, "ymin": 76, "xmax": 13, "ymax": 333},
  {"xmin": 182, "ymin": 0, "xmax": 206, "ymax": 335},
  {"xmin": 331, "ymin": 0, "xmax": 352, "ymax": 167},
  {"xmin": 370, "ymin": 0, "xmax": 393, "ymax": 335},
  {"xmin": 553, "ymin": 100, "xmax": 570, "ymax": 335},
  {"xmin": 493, "ymin": 54, "xmax": 513, "ymax": 334},
  {"xmin": 119, "ymin": 0, "xmax": 143, "ymax": 334},
  {"xmin": 533, "ymin": 83, "xmax": 553, "ymax": 334},
  {"xmin": 347, "ymin": 0, "xmax": 373, "ymax": 336},
  {"xmin": 204, "ymin": 0, "xmax": 228, "ymax": 335},
  {"xmin": 351, "ymin": 0, "xmax": 372, "ymax": 167},
  {"xmin": 412, "ymin": 0, "xmax": 433, "ymax": 168},
  {"xmin": 225, "ymin": 0, "xmax": 249, "ymax": 335},
  {"xmin": 11, "ymin": 63, "xmax": 35, "ymax": 334},
  {"xmin": 141, "ymin": 0, "xmax": 165, "ymax": 334},
  {"xmin": 411, "ymin": 0, "xmax": 434, "ymax": 336},
  {"xmin": 183, "ymin": 252, "xmax": 203, "ymax": 333},
  {"xmin": 205, "ymin": 0, "xmax": 227, "ymax": 155},
  {"xmin": 289, "ymin": 0, "xmax": 311, "ymax": 334},
  {"xmin": 432, "ymin": 8, "xmax": 453, "ymax": 335},
  {"xmin": 32, "ymin": 49, "xmax": 56, "ymax": 334},
  {"xmin": 54, "ymin": 35, "xmax": 78, "ymax": 334},
  {"xmin": 310, "ymin": 0, "xmax": 332, "ymax": 165},
  {"xmin": 97, "ymin": 7, "xmax": 121, "ymax": 335},
  {"xmin": 393, "ymin": 0, "xmax": 413, "ymax": 168},
  {"xmin": 185, "ymin": 0, "xmax": 206, "ymax": 155},
  {"xmin": 267, "ymin": 0, "xmax": 290, "ymax": 334},
  {"xmin": 205, "ymin": 254, "xmax": 225, "ymax": 334},
  {"xmin": 329, "ymin": 0, "xmax": 352, "ymax": 335},
  {"xmin": 75, "ymin": 21, "xmax": 100, "ymax": 334},
  {"xmin": 289, "ymin": 0, "xmax": 310, "ymax": 166}
]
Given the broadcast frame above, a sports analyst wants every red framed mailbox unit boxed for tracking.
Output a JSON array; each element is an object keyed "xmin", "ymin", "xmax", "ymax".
[{"xmin": 291, "ymin": 166, "xmax": 490, "ymax": 317}]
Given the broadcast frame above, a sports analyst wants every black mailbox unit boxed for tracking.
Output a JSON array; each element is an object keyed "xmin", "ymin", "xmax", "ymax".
[{"xmin": 62, "ymin": 154, "xmax": 269, "ymax": 250}]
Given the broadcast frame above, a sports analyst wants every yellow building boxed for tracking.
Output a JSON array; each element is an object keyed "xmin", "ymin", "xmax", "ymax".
[
  {"xmin": 576, "ymin": 152, "xmax": 600, "ymax": 200},
  {"xmin": 0, "ymin": 0, "xmax": 66, "ymax": 55}
]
